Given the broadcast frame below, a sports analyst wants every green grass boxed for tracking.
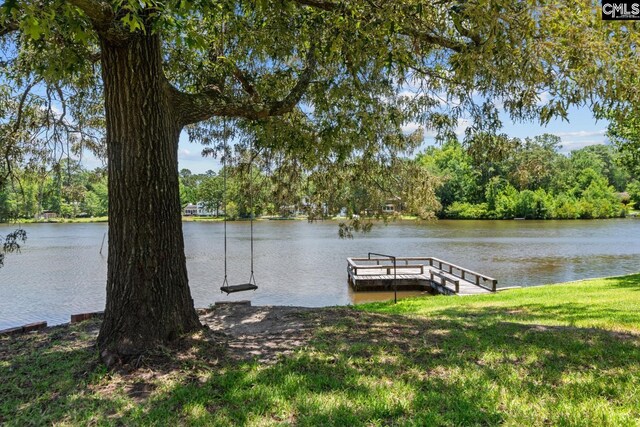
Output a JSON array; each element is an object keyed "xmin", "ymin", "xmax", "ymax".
[
  {"xmin": 2, "ymin": 275, "xmax": 640, "ymax": 425},
  {"xmin": 363, "ymin": 274, "xmax": 640, "ymax": 332},
  {"xmin": 182, "ymin": 215, "xmax": 225, "ymax": 222}
]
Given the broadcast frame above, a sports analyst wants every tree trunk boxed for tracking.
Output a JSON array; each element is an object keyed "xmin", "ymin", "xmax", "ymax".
[{"xmin": 97, "ymin": 33, "xmax": 201, "ymax": 363}]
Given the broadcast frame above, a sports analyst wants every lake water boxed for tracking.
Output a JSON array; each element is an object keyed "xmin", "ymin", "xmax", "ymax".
[{"xmin": 1, "ymin": 219, "xmax": 639, "ymax": 329}]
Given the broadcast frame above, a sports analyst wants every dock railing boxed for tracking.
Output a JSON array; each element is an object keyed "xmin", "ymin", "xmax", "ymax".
[
  {"xmin": 427, "ymin": 257, "xmax": 497, "ymax": 292},
  {"xmin": 347, "ymin": 256, "xmax": 497, "ymax": 292},
  {"xmin": 347, "ymin": 257, "xmax": 429, "ymax": 276},
  {"xmin": 429, "ymin": 270, "xmax": 460, "ymax": 293}
]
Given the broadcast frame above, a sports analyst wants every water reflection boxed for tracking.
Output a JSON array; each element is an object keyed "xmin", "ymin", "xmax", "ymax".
[{"xmin": 1, "ymin": 219, "xmax": 639, "ymax": 329}]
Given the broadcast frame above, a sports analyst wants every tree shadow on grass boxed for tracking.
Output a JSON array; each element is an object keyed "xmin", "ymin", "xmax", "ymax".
[
  {"xmin": 134, "ymin": 308, "xmax": 640, "ymax": 425},
  {"xmin": 2, "ymin": 307, "xmax": 640, "ymax": 425},
  {"xmin": 603, "ymin": 273, "xmax": 640, "ymax": 290},
  {"xmin": 435, "ymin": 300, "xmax": 640, "ymax": 330},
  {"xmin": 0, "ymin": 320, "xmax": 128, "ymax": 425},
  {"xmin": 0, "ymin": 319, "xmax": 231, "ymax": 425}
]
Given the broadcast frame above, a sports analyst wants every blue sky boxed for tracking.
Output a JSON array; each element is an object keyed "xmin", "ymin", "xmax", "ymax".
[{"xmin": 497, "ymin": 106, "xmax": 608, "ymax": 153}]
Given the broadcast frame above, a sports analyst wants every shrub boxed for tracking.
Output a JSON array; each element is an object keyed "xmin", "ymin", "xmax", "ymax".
[
  {"xmin": 445, "ymin": 202, "xmax": 489, "ymax": 219},
  {"xmin": 554, "ymin": 194, "xmax": 580, "ymax": 219}
]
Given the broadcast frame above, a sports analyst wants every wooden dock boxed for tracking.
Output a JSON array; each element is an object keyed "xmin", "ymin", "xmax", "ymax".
[{"xmin": 347, "ymin": 256, "xmax": 497, "ymax": 296}]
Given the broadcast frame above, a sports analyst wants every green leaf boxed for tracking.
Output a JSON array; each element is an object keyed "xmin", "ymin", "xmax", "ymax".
[{"xmin": 24, "ymin": 16, "xmax": 43, "ymax": 40}]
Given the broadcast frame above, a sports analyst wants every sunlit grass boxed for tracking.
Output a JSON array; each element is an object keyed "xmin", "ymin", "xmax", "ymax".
[
  {"xmin": 1, "ymin": 275, "xmax": 640, "ymax": 425},
  {"xmin": 362, "ymin": 274, "xmax": 640, "ymax": 332}
]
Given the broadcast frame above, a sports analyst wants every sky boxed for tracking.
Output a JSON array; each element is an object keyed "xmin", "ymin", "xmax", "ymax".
[{"xmin": 173, "ymin": 104, "xmax": 609, "ymax": 174}]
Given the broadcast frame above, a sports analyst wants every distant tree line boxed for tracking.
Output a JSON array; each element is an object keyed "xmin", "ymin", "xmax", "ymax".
[
  {"xmin": 179, "ymin": 167, "xmax": 276, "ymax": 220},
  {"xmin": 0, "ymin": 160, "xmax": 108, "ymax": 221},
  {"xmin": 2, "ymin": 134, "xmax": 636, "ymax": 222},
  {"xmin": 179, "ymin": 153, "xmax": 441, "ymax": 221},
  {"xmin": 420, "ymin": 134, "xmax": 637, "ymax": 219}
]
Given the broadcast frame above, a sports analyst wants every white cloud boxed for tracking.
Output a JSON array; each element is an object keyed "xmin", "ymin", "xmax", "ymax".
[
  {"xmin": 558, "ymin": 139, "xmax": 607, "ymax": 153},
  {"xmin": 454, "ymin": 118, "xmax": 471, "ymax": 136},
  {"xmin": 402, "ymin": 117, "xmax": 470, "ymax": 138},
  {"xmin": 536, "ymin": 91, "xmax": 550, "ymax": 107},
  {"xmin": 552, "ymin": 129, "xmax": 606, "ymax": 138},
  {"xmin": 178, "ymin": 148, "xmax": 211, "ymax": 162},
  {"xmin": 398, "ymin": 89, "xmax": 420, "ymax": 98},
  {"xmin": 402, "ymin": 121, "xmax": 439, "ymax": 137},
  {"xmin": 547, "ymin": 128, "xmax": 608, "ymax": 153},
  {"xmin": 401, "ymin": 121, "xmax": 422, "ymax": 134},
  {"xmin": 66, "ymin": 150, "xmax": 105, "ymax": 171}
]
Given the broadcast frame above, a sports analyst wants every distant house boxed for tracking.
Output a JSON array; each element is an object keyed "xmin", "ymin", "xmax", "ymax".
[
  {"xmin": 183, "ymin": 203, "xmax": 198, "ymax": 216},
  {"xmin": 184, "ymin": 202, "xmax": 216, "ymax": 216},
  {"xmin": 383, "ymin": 197, "xmax": 403, "ymax": 214},
  {"xmin": 195, "ymin": 202, "xmax": 215, "ymax": 216},
  {"xmin": 382, "ymin": 203, "xmax": 395, "ymax": 213},
  {"xmin": 297, "ymin": 196, "xmax": 328, "ymax": 217},
  {"xmin": 37, "ymin": 210, "xmax": 58, "ymax": 220}
]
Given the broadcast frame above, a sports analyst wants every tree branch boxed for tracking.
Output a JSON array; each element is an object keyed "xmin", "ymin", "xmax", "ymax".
[
  {"xmin": 14, "ymin": 78, "xmax": 42, "ymax": 131},
  {"xmin": 267, "ymin": 46, "xmax": 317, "ymax": 116},
  {"xmin": 291, "ymin": 0, "xmax": 469, "ymax": 53},
  {"xmin": 230, "ymin": 63, "xmax": 261, "ymax": 103},
  {"xmin": 292, "ymin": 0, "xmax": 339, "ymax": 11},
  {"xmin": 67, "ymin": 0, "xmax": 130, "ymax": 44},
  {"xmin": 402, "ymin": 27, "xmax": 467, "ymax": 53},
  {"xmin": 175, "ymin": 47, "xmax": 317, "ymax": 126},
  {"xmin": 67, "ymin": 0, "xmax": 113, "ymax": 26},
  {"xmin": 0, "ymin": 20, "xmax": 19, "ymax": 37}
]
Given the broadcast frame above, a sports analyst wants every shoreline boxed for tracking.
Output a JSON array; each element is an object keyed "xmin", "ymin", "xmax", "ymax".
[
  {"xmin": 2, "ymin": 272, "xmax": 637, "ymax": 337},
  {"xmin": 2, "ymin": 213, "xmax": 638, "ymax": 225}
]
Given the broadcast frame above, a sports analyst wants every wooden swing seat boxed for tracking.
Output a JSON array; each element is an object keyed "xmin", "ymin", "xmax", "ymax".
[{"xmin": 220, "ymin": 283, "xmax": 258, "ymax": 294}]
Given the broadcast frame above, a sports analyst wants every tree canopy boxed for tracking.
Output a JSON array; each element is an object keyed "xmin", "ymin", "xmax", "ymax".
[{"xmin": 4, "ymin": 1, "xmax": 624, "ymax": 162}]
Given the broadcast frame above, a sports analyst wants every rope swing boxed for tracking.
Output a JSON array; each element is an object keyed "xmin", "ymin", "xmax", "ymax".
[{"xmin": 220, "ymin": 119, "xmax": 258, "ymax": 295}]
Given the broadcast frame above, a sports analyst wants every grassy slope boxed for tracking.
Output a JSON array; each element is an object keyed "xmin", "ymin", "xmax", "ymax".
[
  {"xmin": 365, "ymin": 274, "xmax": 640, "ymax": 332},
  {"xmin": 1, "ymin": 275, "xmax": 640, "ymax": 426}
]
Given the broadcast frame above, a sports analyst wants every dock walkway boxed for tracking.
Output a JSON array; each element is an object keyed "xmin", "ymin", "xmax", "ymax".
[{"xmin": 347, "ymin": 256, "xmax": 497, "ymax": 296}]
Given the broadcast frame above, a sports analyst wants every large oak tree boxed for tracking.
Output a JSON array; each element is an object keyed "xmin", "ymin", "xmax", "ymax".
[{"xmin": 1, "ymin": 0, "xmax": 630, "ymax": 363}]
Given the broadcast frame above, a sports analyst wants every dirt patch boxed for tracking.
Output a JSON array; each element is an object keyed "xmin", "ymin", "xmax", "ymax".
[
  {"xmin": 200, "ymin": 305, "xmax": 327, "ymax": 363},
  {"xmin": 0, "ymin": 306, "xmax": 343, "ymax": 369},
  {"xmin": 0, "ymin": 306, "xmax": 429, "ymax": 369}
]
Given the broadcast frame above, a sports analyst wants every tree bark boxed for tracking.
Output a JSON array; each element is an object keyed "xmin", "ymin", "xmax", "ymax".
[{"xmin": 97, "ymin": 32, "xmax": 201, "ymax": 363}]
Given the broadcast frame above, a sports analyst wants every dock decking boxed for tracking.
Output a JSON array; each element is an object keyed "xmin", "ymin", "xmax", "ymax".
[{"xmin": 347, "ymin": 256, "xmax": 497, "ymax": 296}]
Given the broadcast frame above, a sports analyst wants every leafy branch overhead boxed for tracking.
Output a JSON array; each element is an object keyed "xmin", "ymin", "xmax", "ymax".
[
  {"xmin": 0, "ymin": 229, "xmax": 26, "ymax": 268},
  {"xmin": 4, "ymin": 1, "xmax": 631, "ymax": 148}
]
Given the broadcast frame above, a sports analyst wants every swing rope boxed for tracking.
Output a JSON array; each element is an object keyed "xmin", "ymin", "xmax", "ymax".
[
  {"xmin": 249, "ymin": 140, "xmax": 256, "ymax": 285},
  {"xmin": 222, "ymin": 118, "xmax": 229, "ymax": 289},
  {"xmin": 220, "ymin": 120, "xmax": 258, "ymax": 294}
]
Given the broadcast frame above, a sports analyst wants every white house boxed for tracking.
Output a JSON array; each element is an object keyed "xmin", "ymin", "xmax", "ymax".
[
  {"xmin": 183, "ymin": 203, "xmax": 198, "ymax": 216},
  {"xmin": 196, "ymin": 202, "xmax": 215, "ymax": 216}
]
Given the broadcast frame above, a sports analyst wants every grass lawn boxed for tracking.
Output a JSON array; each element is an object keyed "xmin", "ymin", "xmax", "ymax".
[{"xmin": 1, "ymin": 275, "xmax": 640, "ymax": 425}]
